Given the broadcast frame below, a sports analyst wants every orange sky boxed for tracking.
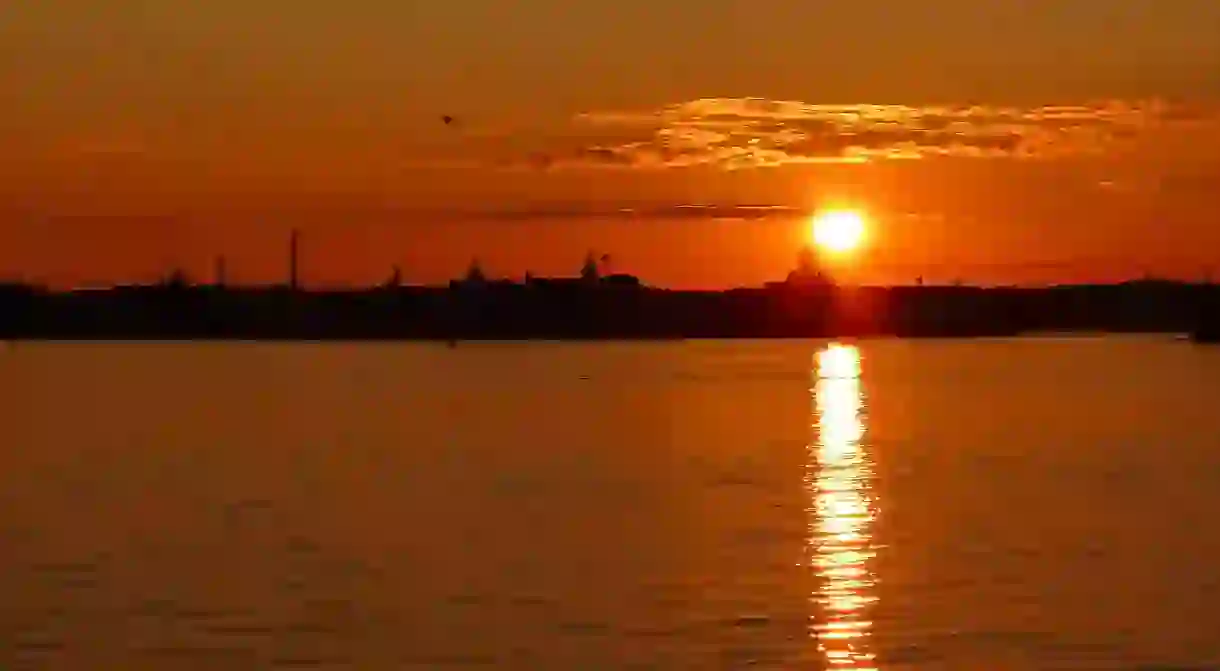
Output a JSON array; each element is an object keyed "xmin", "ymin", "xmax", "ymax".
[{"xmin": 3, "ymin": 1, "xmax": 1220, "ymax": 287}]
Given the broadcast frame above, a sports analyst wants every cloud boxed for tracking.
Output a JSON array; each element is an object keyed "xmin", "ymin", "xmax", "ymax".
[
  {"xmin": 544, "ymin": 97, "xmax": 1213, "ymax": 169},
  {"xmin": 413, "ymin": 203, "xmax": 806, "ymax": 222}
]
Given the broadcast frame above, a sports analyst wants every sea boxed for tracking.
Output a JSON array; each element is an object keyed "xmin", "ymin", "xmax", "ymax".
[{"xmin": 3, "ymin": 337, "xmax": 1220, "ymax": 670}]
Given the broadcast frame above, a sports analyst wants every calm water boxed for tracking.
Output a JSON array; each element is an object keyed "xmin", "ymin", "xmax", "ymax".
[{"xmin": 3, "ymin": 338, "xmax": 1220, "ymax": 669}]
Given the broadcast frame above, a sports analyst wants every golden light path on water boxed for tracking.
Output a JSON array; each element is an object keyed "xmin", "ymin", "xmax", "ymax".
[{"xmin": 809, "ymin": 343, "xmax": 878, "ymax": 669}]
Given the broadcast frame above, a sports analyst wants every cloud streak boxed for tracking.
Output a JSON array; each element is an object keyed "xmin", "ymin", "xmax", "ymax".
[{"xmin": 540, "ymin": 97, "xmax": 1211, "ymax": 169}]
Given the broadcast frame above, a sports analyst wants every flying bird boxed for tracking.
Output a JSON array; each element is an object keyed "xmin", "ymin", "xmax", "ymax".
[{"xmin": 441, "ymin": 115, "xmax": 456, "ymax": 126}]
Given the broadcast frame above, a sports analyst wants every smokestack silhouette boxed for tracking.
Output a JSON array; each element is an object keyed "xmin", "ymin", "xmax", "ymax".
[
  {"xmin": 289, "ymin": 229, "xmax": 300, "ymax": 290},
  {"xmin": 215, "ymin": 255, "xmax": 227, "ymax": 287}
]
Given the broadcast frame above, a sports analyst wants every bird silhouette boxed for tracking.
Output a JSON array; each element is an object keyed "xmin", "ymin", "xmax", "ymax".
[{"xmin": 441, "ymin": 115, "xmax": 455, "ymax": 126}]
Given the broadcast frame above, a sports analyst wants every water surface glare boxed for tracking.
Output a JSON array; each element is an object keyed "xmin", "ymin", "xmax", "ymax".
[
  {"xmin": 810, "ymin": 343, "xmax": 877, "ymax": 669},
  {"xmin": 3, "ymin": 338, "xmax": 1220, "ymax": 669}
]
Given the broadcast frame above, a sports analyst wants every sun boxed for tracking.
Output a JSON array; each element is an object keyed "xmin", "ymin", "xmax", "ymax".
[{"xmin": 810, "ymin": 209, "xmax": 867, "ymax": 254}]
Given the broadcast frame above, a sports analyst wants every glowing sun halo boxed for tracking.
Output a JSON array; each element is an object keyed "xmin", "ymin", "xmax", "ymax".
[{"xmin": 811, "ymin": 209, "xmax": 867, "ymax": 254}]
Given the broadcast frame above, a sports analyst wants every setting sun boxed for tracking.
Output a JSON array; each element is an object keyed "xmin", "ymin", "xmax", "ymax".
[{"xmin": 811, "ymin": 210, "xmax": 867, "ymax": 254}]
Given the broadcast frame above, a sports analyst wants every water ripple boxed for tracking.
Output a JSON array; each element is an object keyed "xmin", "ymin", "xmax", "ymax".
[{"xmin": 809, "ymin": 343, "xmax": 878, "ymax": 670}]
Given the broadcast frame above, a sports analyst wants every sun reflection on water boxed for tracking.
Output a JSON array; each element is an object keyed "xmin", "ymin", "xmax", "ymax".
[{"xmin": 809, "ymin": 343, "xmax": 878, "ymax": 669}]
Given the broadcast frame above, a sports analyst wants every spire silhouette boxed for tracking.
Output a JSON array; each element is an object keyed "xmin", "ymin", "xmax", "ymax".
[{"xmin": 581, "ymin": 251, "xmax": 601, "ymax": 282}]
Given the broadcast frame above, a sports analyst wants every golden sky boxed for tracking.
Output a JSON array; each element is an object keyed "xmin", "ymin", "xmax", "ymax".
[{"xmin": 3, "ymin": 1, "xmax": 1220, "ymax": 287}]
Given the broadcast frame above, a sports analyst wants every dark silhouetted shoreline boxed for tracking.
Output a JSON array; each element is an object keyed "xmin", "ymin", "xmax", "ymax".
[{"xmin": 4, "ymin": 274, "xmax": 1220, "ymax": 341}]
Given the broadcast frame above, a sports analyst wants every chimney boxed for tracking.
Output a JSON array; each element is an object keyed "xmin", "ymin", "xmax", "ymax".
[{"xmin": 289, "ymin": 228, "xmax": 300, "ymax": 290}]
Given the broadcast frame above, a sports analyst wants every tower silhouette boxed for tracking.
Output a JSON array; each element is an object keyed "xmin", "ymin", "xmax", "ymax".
[{"xmin": 289, "ymin": 229, "xmax": 300, "ymax": 290}]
